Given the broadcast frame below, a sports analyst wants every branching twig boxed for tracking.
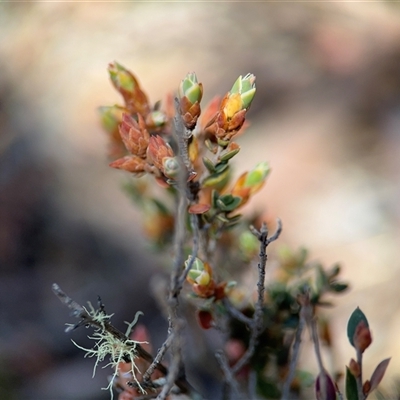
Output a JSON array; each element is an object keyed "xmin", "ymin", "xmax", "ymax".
[
  {"xmin": 216, "ymin": 219, "xmax": 282, "ymax": 397},
  {"xmin": 231, "ymin": 220, "xmax": 282, "ymax": 375},
  {"xmin": 281, "ymin": 316, "xmax": 305, "ymax": 399}
]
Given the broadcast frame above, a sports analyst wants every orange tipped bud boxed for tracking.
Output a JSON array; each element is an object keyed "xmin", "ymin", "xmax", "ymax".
[
  {"xmin": 108, "ymin": 62, "xmax": 150, "ymax": 116},
  {"xmin": 119, "ymin": 113, "xmax": 150, "ymax": 157},
  {"xmin": 109, "ymin": 155, "xmax": 147, "ymax": 174},
  {"xmin": 178, "ymin": 72, "xmax": 203, "ymax": 130},
  {"xmin": 231, "ymin": 162, "xmax": 270, "ymax": 206},
  {"xmin": 147, "ymin": 135, "xmax": 174, "ymax": 173},
  {"xmin": 204, "ymin": 74, "xmax": 256, "ymax": 141}
]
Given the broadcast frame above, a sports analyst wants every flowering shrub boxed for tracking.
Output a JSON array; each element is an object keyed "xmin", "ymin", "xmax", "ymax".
[{"xmin": 53, "ymin": 63, "xmax": 390, "ymax": 400}]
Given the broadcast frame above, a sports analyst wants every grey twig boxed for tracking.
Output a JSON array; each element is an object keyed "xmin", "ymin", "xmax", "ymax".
[
  {"xmin": 216, "ymin": 220, "xmax": 282, "ymax": 397},
  {"xmin": 281, "ymin": 316, "xmax": 305, "ymax": 399},
  {"xmin": 231, "ymin": 220, "xmax": 282, "ymax": 376},
  {"xmin": 215, "ymin": 350, "xmax": 242, "ymax": 397},
  {"xmin": 150, "ymin": 98, "xmax": 200, "ymax": 400},
  {"xmin": 222, "ymin": 298, "xmax": 253, "ymax": 326}
]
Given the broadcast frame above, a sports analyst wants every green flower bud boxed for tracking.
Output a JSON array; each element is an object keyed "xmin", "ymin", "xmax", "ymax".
[
  {"xmin": 179, "ymin": 72, "xmax": 203, "ymax": 105},
  {"xmin": 186, "ymin": 256, "xmax": 205, "ymax": 281},
  {"xmin": 108, "ymin": 62, "xmax": 136, "ymax": 93},
  {"xmin": 229, "ymin": 73, "xmax": 256, "ymax": 110},
  {"xmin": 244, "ymin": 161, "xmax": 270, "ymax": 187}
]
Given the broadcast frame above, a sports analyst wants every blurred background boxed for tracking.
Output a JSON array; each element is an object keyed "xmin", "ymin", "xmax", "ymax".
[{"xmin": 1, "ymin": 2, "xmax": 400, "ymax": 399}]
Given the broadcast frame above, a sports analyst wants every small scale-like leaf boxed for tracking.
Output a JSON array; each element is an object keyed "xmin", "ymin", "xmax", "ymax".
[
  {"xmin": 214, "ymin": 162, "xmax": 229, "ymax": 173},
  {"xmin": 205, "ymin": 139, "xmax": 217, "ymax": 154},
  {"xmin": 211, "ymin": 190, "xmax": 219, "ymax": 209},
  {"xmin": 368, "ymin": 358, "xmax": 391, "ymax": 394},
  {"xmin": 202, "ymin": 168, "xmax": 230, "ymax": 190},
  {"xmin": 188, "ymin": 204, "xmax": 211, "ymax": 214},
  {"xmin": 219, "ymin": 146, "xmax": 240, "ymax": 162},
  {"xmin": 202, "ymin": 157, "xmax": 215, "ymax": 173},
  {"xmin": 216, "ymin": 214, "xmax": 230, "ymax": 223},
  {"xmin": 347, "ymin": 307, "xmax": 369, "ymax": 347},
  {"xmin": 216, "ymin": 195, "xmax": 242, "ymax": 212},
  {"xmin": 345, "ymin": 366, "xmax": 358, "ymax": 400},
  {"xmin": 225, "ymin": 214, "xmax": 242, "ymax": 227}
]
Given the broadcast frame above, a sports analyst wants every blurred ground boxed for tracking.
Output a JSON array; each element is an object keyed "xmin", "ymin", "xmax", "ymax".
[{"xmin": 1, "ymin": 2, "xmax": 400, "ymax": 399}]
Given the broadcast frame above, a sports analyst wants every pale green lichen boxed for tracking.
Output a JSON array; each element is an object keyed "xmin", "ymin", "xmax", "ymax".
[{"xmin": 70, "ymin": 305, "xmax": 147, "ymax": 399}]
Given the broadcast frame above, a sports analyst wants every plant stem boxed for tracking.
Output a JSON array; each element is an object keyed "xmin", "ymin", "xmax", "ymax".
[
  {"xmin": 281, "ymin": 316, "xmax": 305, "ymax": 399},
  {"xmin": 356, "ymin": 348, "xmax": 365, "ymax": 400}
]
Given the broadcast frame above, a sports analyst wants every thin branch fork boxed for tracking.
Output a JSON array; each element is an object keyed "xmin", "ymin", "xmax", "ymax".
[{"xmin": 222, "ymin": 220, "xmax": 282, "ymax": 381}]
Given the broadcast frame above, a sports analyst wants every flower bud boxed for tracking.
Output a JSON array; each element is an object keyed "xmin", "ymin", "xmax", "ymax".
[
  {"xmin": 119, "ymin": 113, "xmax": 150, "ymax": 157},
  {"xmin": 244, "ymin": 161, "xmax": 270, "ymax": 187},
  {"xmin": 108, "ymin": 62, "xmax": 150, "ymax": 116},
  {"xmin": 178, "ymin": 72, "xmax": 203, "ymax": 130},
  {"xmin": 195, "ymin": 270, "xmax": 211, "ymax": 286},
  {"xmin": 186, "ymin": 256, "xmax": 206, "ymax": 282},
  {"xmin": 229, "ymin": 73, "xmax": 256, "ymax": 110},
  {"xmin": 179, "ymin": 72, "xmax": 203, "ymax": 105},
  {"xmin": 231, "ymin": 162, "xmax": 270, "ymax": 206},
  {"xmin": 147, "ymin": 135, "xmax": 174, "ymax": 175},
  {"xmin": 353, "ymin": 320, "xmax": 372, "ymax": 353},
  {"xmin": 205, "ymin": 74, "xmax": 256, "ymax": 141},
  {"xmin": 109, "ymin": 155, "xmax": 147, "ymax": 174}
]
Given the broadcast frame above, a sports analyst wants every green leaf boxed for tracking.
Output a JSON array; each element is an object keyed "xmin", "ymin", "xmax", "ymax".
[
  {"xmin": 211, "ymin": 190, "xmax": 219, "ymax": 209},
  {"xmin": 219, "ymin": 146, "xmax": 240, "ymax": 162},
  {"xmin": 347, "ymin": 307, "xmax": 369, "ymax": 347},
  {"xmin": 329, "ymin": 282, "xmax": 349, "ymax": 293},
  {"xmin": 225, "ymin": 214, "xmax": 242, "ymax": 227},
  {"xmin": 202, "ymin": 157, "xmax": 215, "ymax": 173},
  {"xmin": 216, "ymin": 195, "xmax": 242, "ymax": 212},
  {"xmin": 214, "ymin": 162, "xmax": 229, "ymax": 173},
  {"xmin": 202, "ymin": 168, "xmax": 230, "ymax": 190},
  {"xmin": 328, "ymin": 263, "xmax": 341, "ymax": 279},
  {"xmin": 345, "ymin": 366, "xmax": 358, "ymax": 400}
]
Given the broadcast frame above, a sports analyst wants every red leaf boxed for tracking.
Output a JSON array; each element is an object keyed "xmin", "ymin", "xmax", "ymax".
[
  {"xmin": 197, "ymin": 310, "xmax": 213, "ymax": 329},
  {"xmin": 189, "ymin": 204, "xmax": 211, "ymax": 214},
  {"xmin": 368, "ymin": 357, "xmax": 391, "ymax": 394}
]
